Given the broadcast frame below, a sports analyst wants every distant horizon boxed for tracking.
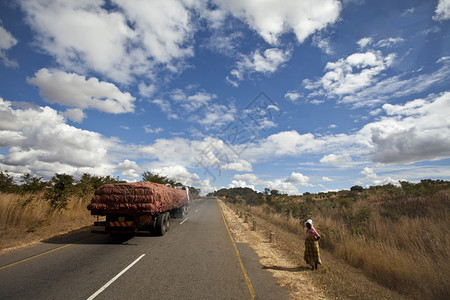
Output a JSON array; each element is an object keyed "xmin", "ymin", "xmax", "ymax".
[{"xmin": 0, "ymin": 0, "xmax": 449, "ymax": 196}]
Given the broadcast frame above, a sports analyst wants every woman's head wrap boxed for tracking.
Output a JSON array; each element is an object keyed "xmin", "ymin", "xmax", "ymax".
[{"xmin": 304, "ymin": 219, "xmax": 313, "ymax": 226}]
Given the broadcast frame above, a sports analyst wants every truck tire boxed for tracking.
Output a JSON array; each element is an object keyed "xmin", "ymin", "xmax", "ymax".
[
  {"xmin": 164, "ymin": 212, "xmax": 170, "ymax": 231},
  {"xmin": 155, "ymin": 214, "xmax": 166, "ymax": 236}
]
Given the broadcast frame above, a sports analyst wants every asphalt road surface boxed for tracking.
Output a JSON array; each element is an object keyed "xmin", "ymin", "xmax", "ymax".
[{"xmin": 0, "ymin": 197, "xmax": 288, "ymax": 299}]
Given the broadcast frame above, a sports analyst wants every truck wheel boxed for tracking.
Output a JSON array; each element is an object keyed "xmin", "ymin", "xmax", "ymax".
[
  {"xmin": 164, "ymin": 212, "xmax": 170, "ymax": 232},
  {"xmin": 155, "ymin": 214, "xmax": 166, "ymax": 236}
]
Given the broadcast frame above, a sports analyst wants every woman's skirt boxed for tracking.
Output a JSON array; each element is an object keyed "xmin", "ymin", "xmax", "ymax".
[{"xmin": 304, "ymin": 238, "xmax": 321, "ymax": 267}]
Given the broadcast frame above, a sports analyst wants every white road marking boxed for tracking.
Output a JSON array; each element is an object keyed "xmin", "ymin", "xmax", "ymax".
[
  {"xmin": 87, "ymin": 254, "xmax": 145, "ymax": 300},
  {"xmin": 180, "ymin": 218, "xmax": 188, "ymax": 225},
  {"xmin": 195, "ymin": 209, "xmax": 199, "ymax": 213}
]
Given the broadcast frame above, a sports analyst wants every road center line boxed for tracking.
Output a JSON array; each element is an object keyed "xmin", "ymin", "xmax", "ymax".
[
  {"xmin": 0, "ymin": 235, "xmax": 93, "ymax": 271},
  {"xmin": 87, "ymin": 254, "xmax": 145, "ymax": 300},
  {"xmin": 180, "ymin": 217, "xmax": 188, "ymax": 225}
]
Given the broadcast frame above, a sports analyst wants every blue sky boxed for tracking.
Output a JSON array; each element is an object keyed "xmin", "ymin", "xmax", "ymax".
[{"xmin": 0, "ymin": 0, "xmax": 449, "ymax": 195}]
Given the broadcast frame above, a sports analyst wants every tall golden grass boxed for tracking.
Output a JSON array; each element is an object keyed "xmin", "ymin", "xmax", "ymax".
[
  {"xmin": 242, "ymin": 190, "xmax": 450, "ymax": 299},
  {"xmin": 0, "ymin": 192, "xmax": 94, "ymax": 251}
]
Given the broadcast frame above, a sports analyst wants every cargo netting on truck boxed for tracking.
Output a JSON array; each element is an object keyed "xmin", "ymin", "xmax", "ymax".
[{"xmin": 87, "ymin": 182, "xmax": 188, "ymax": 215}]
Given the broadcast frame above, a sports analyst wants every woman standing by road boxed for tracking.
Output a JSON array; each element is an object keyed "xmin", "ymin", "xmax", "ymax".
[{"xmin": 304, "ymin": 219, "xmax": 321, "ymax": 270}]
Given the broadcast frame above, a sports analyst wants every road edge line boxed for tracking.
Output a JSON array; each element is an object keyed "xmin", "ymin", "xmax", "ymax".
[
  {"xmin": 0, "ymin": 236, "xmax": 93, "ymax": 271},
  {"xmin": 217, "ymin": 199, "xmax": 256, "ymax": 299}
]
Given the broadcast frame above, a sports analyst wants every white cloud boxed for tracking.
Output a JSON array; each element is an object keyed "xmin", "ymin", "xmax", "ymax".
[
  {"xmin": 28, "ymin": 68, "xmax": 135, "ymax": 114},
  {"xmin": 357, "ymin": 37, "xmax": 373, "ymax": 48},
  {"xmin": 312, "ymin": 34, "xmax": 333, "ymax": 55},
  {"xmin": 306, "ymin": 51, "xmax": 396, "ymax": 97},
  {"xmin": 0, "ymin": 23, "xmax": 18, "ymax": 67},
  {"xmin": 228, "ymin": 180, "xmax": 255, "ymax": 190},
  {"xmin": 61, "ymin": 108, "xmax": 86, "ymax": 123},
  {"xmin": 267, "ymin": 180, "xmax": 299, "ymax": 195},
  {"xmin": 152, "ymin": 99, "xmax": 178, "ymax": 120},
  {"xmin": 144, "ymin": 126, "xmax": 163, "ymax": 134},
  {"xmin": 221, "ymin": 159, "xmax": 253, "ymax": 172},
  {"xmin": 215, "ymin": 0, "xmax": 341, "ymax": 45},
  {"xmin": 285, "ymin": 92, "xmax": 301, "ymax": 102},
  {"xmin": 117, "ymin": 159, "xmax": 142, "ymax": 180},
  {"xmin": 285, "ymin": 172, "xmax": 312, "ymax": 186},
  {"xmin": 193, "ymin": 103, "xmax": 236, "ymax": 129},
  {"xmin": 138, "ymin": 82, "xmax": 156, "ymax": 97},
  {"xmin": 365, "ymin": 92, "xmax": 450, "ymax": 164},
  {"xmin": 228, "ymin": 48, "xmax": 291, "ymax": 85},
  {"xmin": 376, "ymin": 37, "xmax": 405, "ymax": 48},
  {"xmin": 339, "ymin": 63, "xmax": 450, "ymax": 107},
  {"xmin": 320, "ymin": 154, "xmax": 352, "ymax": 165},
  {"xmin": 433, "ymin": 0, "xmax": 450, "ymax": 21},
  {"xmin": 20, "ymin": 0, "xmax": 196, "ymax": 83},
  {"xmin": 247, "ymin": 130, "xmax": 322, "ymax": 158},
  {"xmin": 153, "ymin": 165, "xmax": 200, "ymax": 186},
  {"xmin": 322, "ymin": 176, "xmax": 333, "ymax": 182},
  {"xmin": 233, "ymin": 173, "xmax": 262, "ymax": 185},
  {"xmin": 0, "ymin": 98, "xmax": 116, "ymax": 179},
  {"xmin": 172, "ymin": 90, "xmax": 216, "ymax": 112}
]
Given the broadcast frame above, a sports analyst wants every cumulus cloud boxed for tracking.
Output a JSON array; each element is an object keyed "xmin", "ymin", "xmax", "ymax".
[
  {"xmin": 215, "ymin": 0, "xmax": 341, "ymax": 45},
  {"xmin": 229, "ymin": 180, "xmax": 255, "ymax": 190},
  {"xmin": 433, "ymin": 0, "xmax": 450, "ymax": 21},
  {"xmin": 0, "ymin": 98, "xmax": 116, "ymax": 179},
  {"xmin": 228, "ymin": 48, "xmax": 291, "ymax": 85},
  {"xmin": 61, "ymin": 108, "xmax": 86, "ymax": 123},
  {"xmin": 304, "ymin": 50, "xmax": 396, "ymax": 98},
  {"xmin": 28, "ymin": 68, "xmax": 135, "ymax": 114},
  {"xmin": 221, "ymin": 159, "xmax": 253, "ymax": 172},
  {"xmin": 320, "ymin": 153, "xmax": 352, "ymax": 164},
  {"xmin": 193, "ymin": 103, "xmax": 237, "ymax": 129},
  {"xmin": 152, "ymin": 165, "xmax": 200, "ymax": 186},
  {"xmin": 366, "ymin": 92, "xmax": 450, "ymax": 163},
  {"xmin": 285, "ymin": 172, "xmax": 312, "ymax": 186},
  {"xmin": 117, "ymin": 159, "xmax": 142, "ymax": 180},
  {"xmin": 20, "ymin": 0, "xmax": 195, "ymax": 83},
  {"xmin": 0, "ymin": 23, "xmax": 18, "ymax": 67}
]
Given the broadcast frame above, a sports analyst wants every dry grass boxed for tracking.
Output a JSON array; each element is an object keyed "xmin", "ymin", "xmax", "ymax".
[
  {"xmin": 230, "ymin": 190, "xmax": 450, "ymax": 299},
  {"xmin": 221, "ymin": 200, "xmax": 406, "ymax": 300},
  {"xmin": 0, "ymin": 192, "xmax": 95, "ymax": 253}
]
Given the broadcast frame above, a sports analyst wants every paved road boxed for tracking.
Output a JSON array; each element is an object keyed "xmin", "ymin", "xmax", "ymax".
[{"xmin": 0, "ymin": 197, "xmax": 288, "ymax": 299}]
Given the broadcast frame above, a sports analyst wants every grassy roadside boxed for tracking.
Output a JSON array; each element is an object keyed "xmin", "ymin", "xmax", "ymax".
[
  {"xmin": 220, "ymin": 199, "xmax": 412, "ymax": 300},
  {"xmin": 0, "ymin": 192, "xmax": 95, "ymax": 254},
  {"xmin": 213, "ymin": 182, "xmax": 450, "ymax": 299}
]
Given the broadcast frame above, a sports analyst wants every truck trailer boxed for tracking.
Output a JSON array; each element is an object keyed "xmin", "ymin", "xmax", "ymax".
[{"xmin": 87, "ymin": 182, "xmax": 189, "ymax": 236}]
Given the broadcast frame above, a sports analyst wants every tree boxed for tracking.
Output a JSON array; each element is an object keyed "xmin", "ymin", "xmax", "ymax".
[
  {"xmin": 20, "ymin": 173, "xmax": 46, "ymax": 193},
  {"xmin": 270, "ymin": 189, "xmax": 279, "ymax": 196},
  {"xmin": 0, "ymin": 171, "xmax": 17, "ymax": 193},
  {"xmin": 350, "ymin": 185, "xmax": 364, "ymax": 193},
  {"xmin": 142, "ymin": 171, "xmax": 176, "ymax": 186},
  {"xmin": 45, "ymin": 173, "xmax": 75, "ymax": 210}
]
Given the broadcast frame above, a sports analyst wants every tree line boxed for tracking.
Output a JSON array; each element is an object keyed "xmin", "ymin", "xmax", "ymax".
[{"xmin": 0, "ymin": 170, "xmax": 200, "ymax": 210}]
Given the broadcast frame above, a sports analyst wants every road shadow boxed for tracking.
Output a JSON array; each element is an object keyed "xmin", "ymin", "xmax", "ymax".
[
  {"xmin": 262, "ymin": 265, "xmax": 311, "ymax": 272},
  {"xmin": 41, "ymin": 226, "xmax": 158, "ymax": 246}
]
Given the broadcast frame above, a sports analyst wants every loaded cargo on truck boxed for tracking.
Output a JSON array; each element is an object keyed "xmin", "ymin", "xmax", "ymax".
[{"xmin": 87, "ymin": 182, "xmax": 189, "ymax": 236}]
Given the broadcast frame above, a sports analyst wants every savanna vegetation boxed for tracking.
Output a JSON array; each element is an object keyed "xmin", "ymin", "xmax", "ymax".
[
  {"xmin": 0, "ymin": 170, "xmax": 199, "ymax": 252},
  {"xmin": 210, "ymin": 180, "xmax": 450, "ymax": 299}
]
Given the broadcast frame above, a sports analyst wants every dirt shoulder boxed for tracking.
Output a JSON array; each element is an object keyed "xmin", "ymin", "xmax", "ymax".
[{"xmin": 218, "ymin": 199, "xmax": 405, "ymax": 300}]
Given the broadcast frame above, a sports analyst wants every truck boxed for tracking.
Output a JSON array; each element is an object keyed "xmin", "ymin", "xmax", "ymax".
[{"xmin": 87, "ymin": 182, "xmax": 190, "ymax": 236}]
